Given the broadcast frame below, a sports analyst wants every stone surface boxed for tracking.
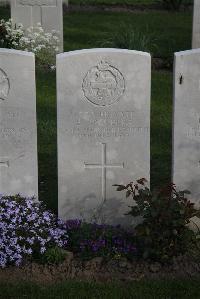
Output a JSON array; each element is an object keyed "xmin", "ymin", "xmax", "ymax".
[
  {"xmin": 172, "ymin": 49, "xmax": 200, "ymax": 206},
  {"xmin": 0, "ymin": 49, "xmax": 38, "ymax": 197},
  {"xmin": 57, "ymin": 48, "xmax": 151, "ymax": 226},
  {"xmin": 192, "ymin": 0, "xmax": 200, "ymax": 49},
  {"xmin": 11, "ymin": 0, "xmax": 63, "ymax": 51}
]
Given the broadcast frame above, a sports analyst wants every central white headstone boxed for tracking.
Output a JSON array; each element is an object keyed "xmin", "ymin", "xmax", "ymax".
[
  {"xmin": 0, "ymin": 49, "xmax": 38, "ymax": 197},
  {"xmin": 57, "ymin": 49, "xmax": 151, "ymax": 225},
  {"xmin": 11, "ymin": 0, "xmax": 63, "ymax": 51}
]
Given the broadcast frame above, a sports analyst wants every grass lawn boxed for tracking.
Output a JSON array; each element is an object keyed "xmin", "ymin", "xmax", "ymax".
[
  {"xmin": 1, "ymin": 279, "xmax": 200, "ymax": 299},
  {"xmin": 0, "ymin": 6, "xmax": 192, "ymax": 58},
  {"xmin": 63, "ymin": 11, "xmax": 192, "ymax": 58}
]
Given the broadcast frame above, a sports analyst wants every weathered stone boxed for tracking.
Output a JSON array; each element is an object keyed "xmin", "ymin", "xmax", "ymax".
[
  {"xmin": 172, "ymin": 49, "xmax": 200, "ymax": 206},
  {"xmin": 11, "ymin": 0, "xmax": 63, "ymax": 51},
  {"xmin": 192, "ymin": 0, "xmax": 200, "ymax": 49},
  {"xmin": 57, "ymin": 48, "xmax": 151, "ymax": 226},
  {"xmin": 0, "ymin": 49, "xmax": 38, "ymax": 197}
]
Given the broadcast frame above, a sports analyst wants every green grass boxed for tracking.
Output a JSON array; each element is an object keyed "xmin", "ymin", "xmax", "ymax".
[
  {"xmin": 36, "ymin": 70, "xmax": 58, "ymax": 213},
  {"xmin": 151, "ymin": 71, "xmax": 172, "ymax": 188},
  {"xmin": 63, "ymin": 11, "xmax": 192, "ymax": 59},
  {"xmin": 0, "ymin": 6, "xmax": 9, "ymax": 19},
  {"xmin": 0, "ymin": 7, "xmax": 193, "ymax": 59},
  {"xmin": 1, "ymin": 279, "xmax": 200, "ymax": 299}
]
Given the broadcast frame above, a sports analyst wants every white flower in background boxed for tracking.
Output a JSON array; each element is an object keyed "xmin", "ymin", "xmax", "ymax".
[
  {"xmin": 50, "ymin": 65, "xmax": 56, "ymax": 71},
  {"xmin": 0, "ymin": 19, "xmax": 60, "ymax": 69}
]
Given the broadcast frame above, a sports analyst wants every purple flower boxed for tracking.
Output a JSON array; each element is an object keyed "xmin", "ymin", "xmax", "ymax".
[{"xmin": 0, "ymin": 195, "xmax": 69, "ymax": 268}]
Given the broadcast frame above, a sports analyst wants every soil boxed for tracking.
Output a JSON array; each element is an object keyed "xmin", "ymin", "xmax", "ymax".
[{"xmin": 0, "ymin": 252, "xmax": 200, "ymax": 285}]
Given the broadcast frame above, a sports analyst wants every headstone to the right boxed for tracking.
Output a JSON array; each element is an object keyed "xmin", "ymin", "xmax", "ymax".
[
  {"xmin": 192, "ymin": 0, "xmax": 200, "ymax": 49},
  {"xmin": 0, "ymin": 48, "xmax": 38, "ymax": 198},
  {"xmin": 173, "ymin": 49, "xmax": 200, "ymax": 206},
  {"xmin": 11, "ymin": 0, "xmax": 63, "ymax": 51}
]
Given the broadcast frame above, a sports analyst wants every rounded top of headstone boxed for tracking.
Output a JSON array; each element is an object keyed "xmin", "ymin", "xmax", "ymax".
[
  {"xmin": 0, "ymin": 48, "xmax": 34, "ymax": 57},
  {"xmin": 57, "ymin": 48, "xmax": 151, "ymax": 60}
]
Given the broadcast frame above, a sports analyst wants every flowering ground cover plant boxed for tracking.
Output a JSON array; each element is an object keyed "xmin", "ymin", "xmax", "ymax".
[
  {"xmin": 0, "ymin": 195, "xmax": 68, "ymax": 268},
  {"xmin": 66, "ymin": 219, "xmax": 138, "ymax": 260},
  {"xmin": 0, "ymin": 19, "xmax": 60, "ymax": 69}
]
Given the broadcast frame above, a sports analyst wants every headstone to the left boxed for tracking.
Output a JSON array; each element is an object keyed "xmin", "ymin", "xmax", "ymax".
[{"xmin": 0, "ymin": 49, "xmax": 38, "ymax": 197}]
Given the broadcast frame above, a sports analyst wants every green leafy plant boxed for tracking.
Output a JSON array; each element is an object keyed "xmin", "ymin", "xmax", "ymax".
[
  {"xmin": 101, "ymin": 24, "xmax": 157, "ymax": 54},
  {"xmin": 40, "ymin": 246, "xmax": 67, "ymax": 265},
  {"xmin": 113, "ymin": 179, "xmax": 200, "ymax": 262}
]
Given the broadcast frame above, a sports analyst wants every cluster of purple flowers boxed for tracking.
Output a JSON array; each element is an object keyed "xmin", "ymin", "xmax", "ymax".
[
  {"xmin": 66, "ymin": 220, "xmax": 137, "ymax": 260},
  {"xmin": 0, "ymin": 195, "xmax": 68, "ymax": 268}
]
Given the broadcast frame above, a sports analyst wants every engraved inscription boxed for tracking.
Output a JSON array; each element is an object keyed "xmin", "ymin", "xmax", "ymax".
[
  {"xmin": 0, "ymin": 108, "xmax": 34, "ymax": 152},
  {"xmin": 64, "ymin": 110, "xmax": 149, "ymax": 139},
  {"xmin": 82, "ymin": 61, "xmax": 125, "ymax": 106},
  {"xmin": 0, "ymin": 69, "xmax": 10, "ymax": 101},
  {"xmin": 0, "ymin": 154, "xmax": 25, "ymax": 170},
  {"xmin": 84, "ymin": 143, "xmax": 124, "ymax": 202},
  {"xmin": 18, "ymin": 0, "xmax": 57, "ymax": 6},
  {"xmin": 186, "ymin": 111, "xmax": 200, "ymax": 139}
]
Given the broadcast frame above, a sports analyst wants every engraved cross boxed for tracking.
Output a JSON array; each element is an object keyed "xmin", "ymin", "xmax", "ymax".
[
  {"xmin": 84, "ymin": 143, "xmax": 124, "ymax": 202},
  {"xmin": 0, "ymin": 158, "xmax": 9, "ymax": 168},
  {"xmin": 0, "ymin": 153, "xmax": 24, "ymax": 169}
]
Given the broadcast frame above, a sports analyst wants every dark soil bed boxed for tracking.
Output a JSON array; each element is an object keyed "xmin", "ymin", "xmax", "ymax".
[{"xmin": 1, "ymin": 252, "xmax": 200, "ymax": 285}]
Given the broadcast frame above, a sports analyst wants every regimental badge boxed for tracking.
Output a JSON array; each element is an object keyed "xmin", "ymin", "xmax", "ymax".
[{"xmin": 82, "ymin": 61, "xmax": 125, "ymax": 106}]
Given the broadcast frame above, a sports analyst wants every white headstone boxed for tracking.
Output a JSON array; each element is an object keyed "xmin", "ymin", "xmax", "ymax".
[
  {"xmin": 192, "ymin": 0, "xmax": 200, "ymax": 49},
  {"xmin": 0, "ymin": 49, "xmax": 38, "ymax": 197},
  {"xmin": 173, "ymin": 49, "xmax": 200, "ymax": 205},
  {"xmin": 11, "ymin": 0, "xmax": 63, "ymax": 51},
  {"xmin": 57, "ymin": 48, "xmax": 151, "ymax": 225}
]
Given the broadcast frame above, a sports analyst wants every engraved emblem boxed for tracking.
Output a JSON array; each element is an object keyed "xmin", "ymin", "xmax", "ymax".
[
  {"xmin": 82, "ymin": 61, "xmax": 125, "ymax": 106},
  {"xmin": 0, "ymin": 69, "xmax": 10, "ymax": 101}
]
